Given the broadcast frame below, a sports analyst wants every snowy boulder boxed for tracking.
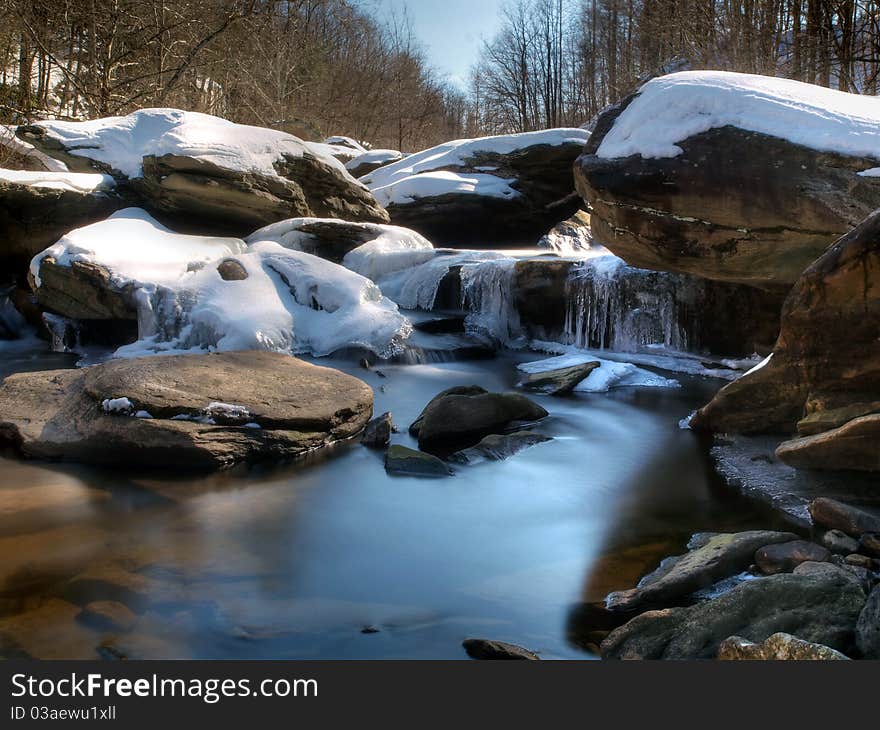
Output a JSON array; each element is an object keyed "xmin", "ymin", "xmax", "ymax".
[
  {"xmin": 346, "ymin": 149, "xmax": 406, "ymax": 179},
  {"xmin": 0, "ymin": 170, "xmax": 124, "ymax": 271},
  {"xmin": 30, "ymin": 209, "xmax": 412, "ymax": 359},
  {"xmin": 360, "ymin": 128, "xmax": 590, "ymax": 246},
  {"xmin": 691, "ymin": 209, "xmax": 880, "ymax": 471},
  {"xmin": 576, "ymin": 71, "xmax": 880, "ymax": 289},
  {"xmin": 0, "ymin": 351, "xmax": 373, "ymax": 470},
  {"xmin": 17, "ymin": 109, "xmax": 389, "ymax": 236}
]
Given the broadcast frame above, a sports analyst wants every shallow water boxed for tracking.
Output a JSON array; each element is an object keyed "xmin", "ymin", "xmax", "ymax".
[{"xmin": 0, "ymin": 339, "xmax": 781, "ymax": 660}]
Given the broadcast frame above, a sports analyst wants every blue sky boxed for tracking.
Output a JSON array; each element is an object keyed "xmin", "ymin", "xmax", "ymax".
[{"xmin": 370, "ymin": 0, "xmax": 505, "ymax": 88}]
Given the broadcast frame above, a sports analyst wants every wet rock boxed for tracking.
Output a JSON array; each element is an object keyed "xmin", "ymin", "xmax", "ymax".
[
  {"xmin": 856, "ymin": 585, "xmax": 880, "ymax": 659},
  {"xmin": 822, "ymin": 530, "xmax": 860, "ymax": 555},
  {"xmin": 449, "ymin": 431, "xmax": 552, "ymax": 464},
  {"xmin": 0, "ymin": 352, "xmax": 373, "ymax": 470},
  {"xmin": 384, "ymin": 445, "xmax": 453, "ymax": 478},
  {"xmin": 845, "ymin": 554, "xmax": 877, "ymax": 570},
  {"xmin": 537, "ymin": 209, "xmax": 593, "ymax": 252},
  {"xmin": 362, "ymin": 412, "xmax": 393, "ymax": 449},
  {"xmin": 860, "ymin": 533, "xmax": 880, "ymax": 558},
  {"xmin": 809, "ymin": 498, "xmax": 880, "ymax": 538},
  {"xmin": 519, "ymin": 361, "xmax": 599, "ymax": 396},
  {"xmin": 462, "ymin": 638, "xmax": 540, "ymax": 661},
  {"xmin": 605, "ymin": 531, "xmax": 797, "ymax": 611},
  {"xmin": 408, "ymin": 385, "xmax": 488, "ymax": 437},
  {"xmin": 691, "ymin": 211, "xmax": 880, "ymax": 470},
  {"xmin": 78, "ymin": 601, "xmax": 137, "ymax": 633},
  {"xmin": 754, "ymin": 540, "xmax": 831, "ymax": 575},
  {"xmin": 416, "ymin": 390, "xmax": 548, "ymax": 454},
  {"xmin": 718, "ymin": 633, "xmax": 850, "ymax": 660},
  {"xmin": 217, "ymin": 259, "xmax": 248, "ymax": 281},
  {"xmin": 576, "ymin": 92, "xmax": 880, "ymax": 289},
  {"xmin": 601, "ymin": 567, "xmax": 866, "ymax": 660}
]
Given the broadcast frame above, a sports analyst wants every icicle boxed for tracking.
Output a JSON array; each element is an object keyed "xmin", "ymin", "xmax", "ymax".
[{"xmin": 459, "ymin": 259, "xmax": 524, "ymax": 347}]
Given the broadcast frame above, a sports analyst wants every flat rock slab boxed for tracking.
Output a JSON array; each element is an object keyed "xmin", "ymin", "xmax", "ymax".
[
  {"xmin": 519, "ymin": 361, "xmax": 600, "ymax": 395},
  {"xmin": 462, "ymin": 638, "xmax": 539, "ymax": 660},
  {"xmin": 605, "ymin": 531, "xmax": 797, "ymax": 611},
  {"xmin": 0, "ymin": 351, "xmax": 373, "ymax": 470},
  {"xmin": 809, "ymin": 498, "xmax": 880, "ymax": 538}
]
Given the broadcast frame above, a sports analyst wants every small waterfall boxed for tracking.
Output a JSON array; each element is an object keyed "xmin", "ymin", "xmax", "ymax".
[
  {"xmin": 563, "ymin": 256, "xmax": 701, "ymax": 352},
  {"xmin": 460, "ymin": 258, "xmax": 524, "ymax": 347},
  {"xmin": 42, "ymin": 312, "xmax": 81, "ymax": 352}
]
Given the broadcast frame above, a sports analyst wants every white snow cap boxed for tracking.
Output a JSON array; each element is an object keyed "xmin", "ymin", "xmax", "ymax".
[
  {"xmin": 597, "ymin": 70, "xmax": 880, "ymax": 161},
  {"xmin": 362, "ymin": 128, "xmax": 589, "ymax": 206},
  {"xmin": 29, "ymin": 108, "xmax": 350, "ymax": 179},
  {"xmin": 0, "ymin": 168, "xmax": 116, "ymax": 193}
]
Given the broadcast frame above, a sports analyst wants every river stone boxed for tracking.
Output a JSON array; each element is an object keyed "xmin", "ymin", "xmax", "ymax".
[
  {"xmin": 409, "ymin": 385, "xmax": 488, "ymax": 437},
  {"xmin": 856, "ymin": 585, "xmax": 880, "ymax": 659},
  {"xmin": 362, "ymin": 412, "xmax": 393, "ymax": 449},
  {"xmin": 576, "ymin": 99, "xmax": 880, "ymax": 290},
  {"xmin": 383, "ymin": 445, "xmax": 453, "ymax": 477},
  {"xmin": 416, "ymin": 391, "xmax": 549, "ymax": 453},
  {"xmin": 718, "ymin": 633, "xmax": 850, "ymax": 660},
  {"xmin": 519, "ymin": 361, "xmax": 600, "ymax": 396},
  {"xmin": 449, "ymin": 431, "xmax": 552, "ymax": 464},
  {"xmin": 78, "ymin": 601, "xmax": 137, "ymax": 633},
  {"xmin": 809, "ymin": 498, "xmax": 880, "ymax": 538},
  {"xmin": 860, "ymin": 533, "xmax": 880, "ymax": 558},
  {"xmin": 601, "ymin": 567, "xmax": 866, "ymax": 659},
  {"xmin": 217, "ymin": 259, "xmax": 248, "ymax": 281},
  {"xmin": 462, "ymin": 638, "xmax": 539, "ymax": 661},
  {"xmin": 754, "ymin": 540, "xmax": 831, "ymax": 575},
  {"xmin": 605, "ymin": 531, "xmax": 797, "ymax": 611},
  {"xmin": 0, "ymin": 351, "xmax": 373, "ymax": 470},
  {"xmin": 691, "ymin": 211, "xmax": 880, "ymax": 471},
  {"xmin": 822, "ymin": 530, "xmax": 860, "ymax": 555}
]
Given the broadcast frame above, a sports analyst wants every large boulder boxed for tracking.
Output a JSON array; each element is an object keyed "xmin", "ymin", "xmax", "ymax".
[
  {"xmin": 361, "ymin": 128, "xmax": 590, "ymax": 246},
  {"xmin": 17, "ymin": 109, "xmax": 389, "ymax": 236},
  {"xmin": 601, "ymin": 564, "xmax": 866, "ymax": 659},
  {"xmin": 0, "ymin": 171, "xmax": 124, "ymax": 273},
  {"xmin": 691, "ymin": 208, "xmax": 880, "ymax": 472},
  {"xmin": 0, "ymin": 351, "xmax": 373, "ymax": 470},
  {"xmin": 576, "ymin": 71, "xmax": 880, "ymax": 290}
]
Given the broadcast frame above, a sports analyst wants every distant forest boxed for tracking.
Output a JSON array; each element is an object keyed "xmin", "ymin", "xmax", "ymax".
[{"xmin": 2, "ymin": 0, "xmax": 880, "ymax": 151}]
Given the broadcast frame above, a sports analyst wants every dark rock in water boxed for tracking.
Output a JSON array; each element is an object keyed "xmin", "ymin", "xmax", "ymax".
[
  {"xmin": 416, "ymin": 391, "xmax": 548, "ymax": 454},
  {"xmin": 809, "ymin": 498, "xmax": 880, "ymax": 538},
  {"xmin": 601, "ymin": 565, "xmax": 866, "ymax": 660},
  {"xmin": 408, "ymin": 385, "xmax": 488, "ymax": 437},
  {"xmin": 576, "ymin": 88, "xmax": 880, "ymax": 289},
  {"xmin": 822, "ymin": 530, "xmax": 860, "ymax": 555},
  {"xmin": 0, "ymin": 176, "xmax": 124, "ymax": 275},
  {"xmin": 383, "ymin": 445, "xmax": 453, "ymax": 478},
  {"xmin": 217, "ymin": 259, "xmax": 248, "ymax": 281},
  {"xmin": 718, "ymin": 633, "xmax": 850, "ymax": 660},
  {"xmin": 692, "ymin": 211, "xmax": 880, "ymax": 473},
  {"xmin": 856, "ymin": 585, "xmax": 880, "ymax": 659},
  {"xmin": 860, "ymin": 533, "xmax": 880, "ymax": 558},
  {"xmin": 412, "ymin": 315, "xmax": 466, "ymax": 335},
  {"xmin": 605, "ymin": 531, "xmax": 796, "ymax": 612},
  {"xmin": 0, "ymin": 351, "xmax": 372, "ymax": 470},
  {"xmin": 362, "ymin": 412, "xmax": 393, "ymax": 449},
  {"xmin": 449, "ymin": 431, "xmax": 552, "ymax": 464},
  {"xmin": 519, "ymin": 361, "xmax": 599, "ymax": 396},
  {"xmin": 78, "ymin": 601, "xmax": 137, "ymax": 633},
  {"xmin": 360, "ymin": 625, "xmax": 380, "ymax": 635},
  {"xmin": 754, "ymin": 540, "xmax": 831, "ymax": 575},
  {"xmin": 462, "ymin": 638, "xmax": 540, "ymax": 661},
  {"xmin": 844, "ymin": 554, "xmax": 877, "ymax": 570}
]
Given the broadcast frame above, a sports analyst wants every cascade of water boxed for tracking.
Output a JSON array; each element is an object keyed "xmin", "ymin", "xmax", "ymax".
[
  {"xmin": 459, "ymin": 258, "xmax": 524, "ymax": 346},
  {"xmin": 563, "ymin": 256, "xmax": 702, "ymax": 352},
  {"xmin": 42, "ymin": 312, "xmax": 81, "ymax": 352}
]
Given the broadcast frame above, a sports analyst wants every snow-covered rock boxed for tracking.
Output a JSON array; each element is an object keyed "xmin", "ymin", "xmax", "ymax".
[
  {"xmin": 577, "ymin": 71, "xmax": 880, "ymax": 289},
  {"xmin": 518, "ymin": 352, "xmax": 679, "ymax": 393},
  {"xmin": 346, "ymin": 149, "xmax": 405, "ymax": 179},
  {"xmin": 17, "ymin": 109, "xmax": 389, "ymax": 235},
  {"xmin": 30, "ymin": 208, "xmax": 411, "ymax": 359},
  {"xmin": 360, "ymin": 128, "xmax": 589, "ymax": 245}
]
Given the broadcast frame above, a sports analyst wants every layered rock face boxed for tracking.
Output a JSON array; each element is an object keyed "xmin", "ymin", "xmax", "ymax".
[
  {"xmin": 360, "ymin": 129, "xmax": 590, "ymax": 246},
  {"xmin": 575, "ymin": 72, "xmax": 880, "ymax": 290},
  {"xmin": 17, "ymin": 109, "xmax": 389, "ymax": 237},
  {"xmin": 0, "ymin": 351, "xmax": 373, "ymax": 470},
  {"xmin": 692, "ymin": 210, "xmax": 880, "ymax": 471}
]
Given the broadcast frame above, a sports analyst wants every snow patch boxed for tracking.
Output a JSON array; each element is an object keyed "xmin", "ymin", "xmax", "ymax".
[
  {"xmin": 0, "ymin": 169, "xmax": 115, "ymax": 193},
  {"xmin": 102, "ymin": 397, "xmax": 134, "ymax": 414}
]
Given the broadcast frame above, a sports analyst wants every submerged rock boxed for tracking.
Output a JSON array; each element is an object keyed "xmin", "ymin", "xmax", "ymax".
[
  {"xmin": 601, "ymin": 565, "xmax": 866, "ymax": 659},
  {"xmin": 462, "ymin": 638, "xmax": 540, "ymax": 660},
  {"xmin": 449, "ymin": 431, "xmax": 552, "ymax": 464},
  {"xmin": 576, "ymin": 71, "xmax": 880, "ymax": 289},
  {"xmin": 362, "ymin": 412, "xmax": 393, "ymax": 449},
  {"xmin": 383, "ymin": 445, "xmax": 453, "ymax": 478},
  {"xmin": 605, "ymin": 531, "xmax": 797, "ymax": 611},
  {"xmin": 0, "ymin": 351, "xmax": 373, "ymax": 470},
  {"xmin": 754, "ymin": 540, "xmax": 831, "ymax": 575},
  {"xmin": 718, "ymin": 633, "xmax": 850, "ymax": 660},
  {"xmin": 809, "ymin": 498, "xmax": 880, "ymax": 538}
]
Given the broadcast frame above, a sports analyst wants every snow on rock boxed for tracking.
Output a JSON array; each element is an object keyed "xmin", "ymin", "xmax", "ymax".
[
  {"xmin": 1, "ymin": 126, "xmax": 68, "ymax": 171},
  {"xmin": 23, "ymin": 108, "xmax": 350, "ymax": 180},
  {"xmin": 0, "ymin": 169, "xmax": 116, "ymax": 193},
  {"xmin": 102, "ymin": 397, "xmax": 134, "ymax": 414},
  {"xmin": 597, "ymin": 70, "xmax": 880, "ymax": 161},
  {"xmin": 346, "ymin": 149, "xmax": 405, "ymax": 178},
  {"xmin": 370, "ymin": 170, "xmax": 519, "ymax": 207},
  {"xmin": 518, "ymin": 352, "xmax": 679, "ymax": 393}
]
